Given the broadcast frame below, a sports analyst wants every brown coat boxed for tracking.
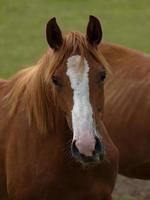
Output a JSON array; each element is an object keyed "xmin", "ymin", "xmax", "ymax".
[{"xmin": 102, "ymin": 43, "xmax": 150, "ymax": 179}]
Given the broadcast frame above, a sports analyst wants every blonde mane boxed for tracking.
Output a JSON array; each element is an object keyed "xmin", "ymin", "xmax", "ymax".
[{"xmin": 3, "ymin": 32, "xmax": 111, "ymax": 134}]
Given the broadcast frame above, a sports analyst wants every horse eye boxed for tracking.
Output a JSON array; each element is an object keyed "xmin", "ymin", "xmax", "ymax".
[
  {"xmin": 99, "ymin": 71, "xmax": 106, "ymax": 82},
  {"xmin": 51, "ymin": 75, "xmax": 61, "ymax": 86}
]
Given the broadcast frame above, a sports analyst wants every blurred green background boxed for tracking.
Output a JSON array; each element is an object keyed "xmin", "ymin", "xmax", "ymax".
[
  {"xmin": 0, "ymin": 0, "xmax": 150, "ymax": 78},
  {"xmin": 0, "ymin": 1, "xmax": 149, "ymax": 199}
]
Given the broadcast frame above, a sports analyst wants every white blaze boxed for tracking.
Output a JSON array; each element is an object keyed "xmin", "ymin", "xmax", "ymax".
[{"xmin": 66, "ymin": 55, "xmax": 97, "ymax": 156}]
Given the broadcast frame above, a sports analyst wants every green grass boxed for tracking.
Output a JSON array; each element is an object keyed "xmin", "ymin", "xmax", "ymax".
[{"xmin": 0, "ymin": 0, "xmax": 150, "ymax": 78}]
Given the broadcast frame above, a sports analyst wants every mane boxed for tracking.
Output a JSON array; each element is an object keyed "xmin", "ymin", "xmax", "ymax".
[{"xmin": 3, "ymin": 32, "xmax": 111, "ymax": 134}]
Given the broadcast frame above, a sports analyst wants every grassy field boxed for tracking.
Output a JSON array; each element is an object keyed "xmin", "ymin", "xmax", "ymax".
[
  {"xmin": 0, "ymin": 0, "xmax": 150, "ymax": 78},
  {"xmin": 0, "ymin": 1, "xmax": 149, "ymax": 199}
]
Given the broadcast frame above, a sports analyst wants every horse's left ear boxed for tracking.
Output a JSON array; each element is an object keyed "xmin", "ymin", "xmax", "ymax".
[
  {"xmin": 46, "ymin": 17, "xmax": 63, "ymax": 50},
  {"xmin": 86, "ymin": 15, "xmax": 102, "ymax": 46}
]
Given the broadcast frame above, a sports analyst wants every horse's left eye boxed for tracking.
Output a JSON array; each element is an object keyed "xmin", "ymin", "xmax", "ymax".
[
  {"xmin": 51, "ymin": 75, "xmax": 61, "ymax": 86},
  {"xmin": 99, "ymin": 71, "xmax": 106, "ymax": 82}
]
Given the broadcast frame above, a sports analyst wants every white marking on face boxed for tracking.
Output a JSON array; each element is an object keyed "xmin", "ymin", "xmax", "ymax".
[{"xmin": 66, "ymin": 55, "xmax": 98, "ymax": 156}]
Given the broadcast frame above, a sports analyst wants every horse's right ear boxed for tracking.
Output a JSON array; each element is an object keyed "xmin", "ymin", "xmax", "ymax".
[{"xmin": 46, "ymin": 17, "xmax": 63, "ymax": 50}]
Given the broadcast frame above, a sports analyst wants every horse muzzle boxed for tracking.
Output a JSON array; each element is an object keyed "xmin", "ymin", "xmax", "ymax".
[{"xmin": 71, "ymin": 136, "xmax": 105, "ymax": 165}]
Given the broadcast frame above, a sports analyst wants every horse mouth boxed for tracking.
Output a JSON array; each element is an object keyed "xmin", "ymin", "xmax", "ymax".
[
  {"xmin": 71, "ymin": 149, "xmax": 105, "ymax": 165},
  {"xmin": 80, "ymin": 156, "xmax": 99, "ymax": 165},
  {"xmin": 79, "ymin": 152, "xmax": 105, "ymax": 165}
]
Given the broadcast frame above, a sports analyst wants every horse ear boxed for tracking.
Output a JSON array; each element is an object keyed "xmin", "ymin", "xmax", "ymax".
[
  {"xmin": 86, "ymin": 15, "xmax": 102, "ymax": 46},
  {"xmin": 46, "ymin": 17, "xmax": 63, "ymax": 50}
]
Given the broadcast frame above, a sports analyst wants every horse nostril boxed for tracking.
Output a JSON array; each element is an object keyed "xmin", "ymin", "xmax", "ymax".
[
  {"xmin": 71, "ymin": 140, "xmax": 80, "ymax": 157},
  {"xmin": 95, "ymin": 136, "xmax": 102, "ymax": 153},
  {"xmin": 93, "ymin": 136, "xmax": 105, "ymax": 161}
]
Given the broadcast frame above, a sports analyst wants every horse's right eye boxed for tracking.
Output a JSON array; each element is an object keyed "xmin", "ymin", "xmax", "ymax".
[{"xmin": 51, "ymin": 75, "xmax": 61, "ymax": 86}]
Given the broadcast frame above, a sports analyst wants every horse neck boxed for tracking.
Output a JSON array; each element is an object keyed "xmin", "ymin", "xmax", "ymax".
[
  {"xmin": 103, "ymin": 43, "xmax": 150, "ymax": 122},
  {"xmin": 100, "ymin": 42, "xmax": 149, "ymax": 73}
]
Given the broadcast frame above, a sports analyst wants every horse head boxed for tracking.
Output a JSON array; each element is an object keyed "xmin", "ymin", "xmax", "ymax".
[{"xmin": 46, "ymin": 16, "xmax": 109, "ymax": 165}]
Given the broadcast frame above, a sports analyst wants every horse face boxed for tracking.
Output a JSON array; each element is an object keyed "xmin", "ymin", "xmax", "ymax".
[
  {"xmin": 46, "ymin": 16, "xmax": 106, "ymax": 165},
  {"xmin": 66, "ymin": 54, "xmax": 106, "ymax": 165}
]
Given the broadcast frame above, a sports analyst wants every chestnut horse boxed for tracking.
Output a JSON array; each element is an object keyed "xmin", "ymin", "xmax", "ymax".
[
  {"xmin": 0, "ymin": 16, "xmax": 118, "ymax": 200},
  {"xmin": 101, "ymin": 43, "xmax": 150, "ymax": 180}
]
